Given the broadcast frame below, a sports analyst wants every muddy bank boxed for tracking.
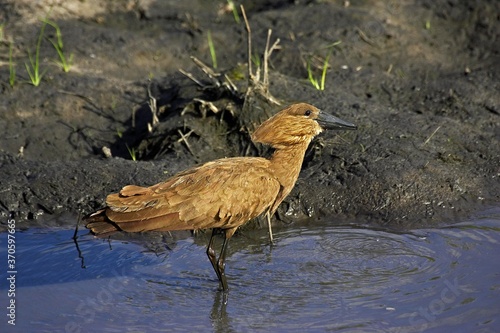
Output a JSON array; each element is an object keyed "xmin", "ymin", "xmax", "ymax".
[{"xmin": 0, "ymin": 0, "xmax": 498, "ymax": 231}]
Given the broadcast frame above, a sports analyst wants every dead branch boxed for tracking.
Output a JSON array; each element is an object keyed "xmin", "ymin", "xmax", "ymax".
[
  {"xmin": 147, "ymin": 80, "xmax": 159, "ymax": 133},
  {"xmin": 240, "ymin": 5, "xmax": 281, "ymax": 106}
]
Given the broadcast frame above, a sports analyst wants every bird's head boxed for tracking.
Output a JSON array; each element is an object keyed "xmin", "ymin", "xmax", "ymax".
[{"xmin": 251, "ymin": 103, "xmax": 356, "ymax": 148}]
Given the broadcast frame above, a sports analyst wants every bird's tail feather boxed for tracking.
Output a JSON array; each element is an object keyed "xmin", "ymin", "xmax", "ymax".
[{"xmin": 84, "ymin": 209, "xmax": 120, "ymax": 237}]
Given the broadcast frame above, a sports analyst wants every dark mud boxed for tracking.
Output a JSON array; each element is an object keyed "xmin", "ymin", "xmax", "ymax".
[{"xmin": 0, "ymin": 0, "xmax": 498, "ymax": 231}]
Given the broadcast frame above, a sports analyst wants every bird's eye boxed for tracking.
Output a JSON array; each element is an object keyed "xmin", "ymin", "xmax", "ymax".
[{"xmin": 304, "ymin": 110, "xmax": 312, "ymax": 117}]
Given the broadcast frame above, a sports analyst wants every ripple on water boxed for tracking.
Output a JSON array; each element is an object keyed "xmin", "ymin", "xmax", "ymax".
[
  {"xmin": 235, "ymin": 226, "xmax": 441, "ymax": 289},
  {"xmin": 224, "ymin": 218, "xmax": 500, "ymax": 331}
]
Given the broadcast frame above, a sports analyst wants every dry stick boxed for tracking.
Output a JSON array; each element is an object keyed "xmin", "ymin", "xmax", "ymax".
[
  {"xmin": 177, "ymin": 129, "xmax": 195, "ymax": 156},
  {"xmin": 179, "ymin": 56, "xmax": 221, "ymax": 89},
  {"xmin": 422, "ymin": 125, "xmax": 442, "ymax": 147},
  {"xmin": 240, "ymin": 5, "xmax": 253, "ymax": 81},
  {"xmin": 263, "ymin": 30, "xmax": 281, "ymax": 105},
  {"xmin": 179, "ymin": 68, "xmax": 204, "ymax": 87},
  {"xmin": 241, "ymin": 5, "xmax": 282, "ymax": 106},
  {"xmin": 263, "ymin": 29, "xmax": 278, "ymax": 89},
  {"xmin": 193, "ymin": 98, "xmax": 219, "ymax": 117},
  {"xmin": 184, "ymin": 56, "xmax": 232, "ymax": 93},
  {"xmin": 263, "ymin": 29, "xmax": 272, "ymax": 89},
  {"xmin": 356, "ymin": 27, "xmax": 376, "ymax": 46},
  {"xmin": 147, "ymin": 80, "xmax": 159, "ymax": 132},
  {"xmin": 191, "ymin": 56, "xmax": 220, "ymax": 80},
  {"xmin": 223, "ymin": 74, "xmax": 238, "ymax": 94}
]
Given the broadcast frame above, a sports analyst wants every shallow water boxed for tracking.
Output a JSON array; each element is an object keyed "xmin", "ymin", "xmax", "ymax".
[{"xmin": 1, "ymin": 208, "xmax": 499, "ymax": 333}]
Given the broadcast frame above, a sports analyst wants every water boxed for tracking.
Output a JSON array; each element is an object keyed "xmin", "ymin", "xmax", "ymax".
[{"xmin": 1, "ymin": 208, "xmax": 499, "ymax": 333}]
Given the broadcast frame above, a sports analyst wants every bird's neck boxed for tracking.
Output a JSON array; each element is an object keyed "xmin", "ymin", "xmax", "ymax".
[{"xmin": 269, "ymin": 142, "xmax": 310, "ymax": 195}]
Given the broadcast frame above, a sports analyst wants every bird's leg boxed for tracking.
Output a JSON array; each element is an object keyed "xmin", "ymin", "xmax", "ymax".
[
  {"xmin": 266, "ymin": 211, "xmax": 274, "ymax": 244},
  {"xmin": 217, "ymin": 234, "xmax": 230, "ymax": 292},
  {"xmin": 207, "ymin": 229, "xmax": 224, "ymax": 288},
  {"xmin": 216, "ymin": 228, "xmax": 237, "ymax": 292}
]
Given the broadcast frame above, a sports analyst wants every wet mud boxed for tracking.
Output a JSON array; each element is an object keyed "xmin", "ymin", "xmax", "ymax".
[{"xmin": 0, "ymin": 0, "xmax": 498, "ymax": 231}]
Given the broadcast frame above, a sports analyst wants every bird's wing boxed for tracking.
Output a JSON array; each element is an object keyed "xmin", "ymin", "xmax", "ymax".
[{"xmin": 104, "ymin": 157, "xmax": 281, "ymax": 232}]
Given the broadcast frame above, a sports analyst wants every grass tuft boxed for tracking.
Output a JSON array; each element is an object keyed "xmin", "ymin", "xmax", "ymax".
[
  {"xmin": 307, "ymin": 41, "xmax": 341, "ymax": 91},
  {"xmin": 125, "ymin": 143, "xmax": 137, "ymax": 161},
  {"xmin": 307, "ymin": 52, "xmax": 331, "ymax": 91},
  {"xmin": 43, "ymin": 18, "xmax": 73, "ymax": 72},
  {"xmin": 25, "ymin": 19, "xmax": 48, "ymax": 86}
]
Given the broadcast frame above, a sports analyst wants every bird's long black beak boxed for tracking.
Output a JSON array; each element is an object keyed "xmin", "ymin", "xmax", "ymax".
[{"xmin": 317, "ymin": 111, "xmax": 357, "ymax": 130}]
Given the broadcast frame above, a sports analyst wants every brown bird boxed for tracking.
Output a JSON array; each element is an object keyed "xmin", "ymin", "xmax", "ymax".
[{"xmin": 85, "ymin": 103, "xmax": 356, "ymax": 291}]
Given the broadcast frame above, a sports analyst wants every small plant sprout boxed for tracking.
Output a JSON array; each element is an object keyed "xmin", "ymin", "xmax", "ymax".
[
  {"xmin": 207, "ymin": 30, "xmax": 217, "ymax": 69},
  {"xmin": 125, "ymin": 143, "xmax": 137, "ymax": 161},
  {"xmin": 307, "ymin": 41, "xmax": 341, "ymax": 91},
  {"xmin": 227, "ymin": 0, "xmax": 240, "ymax": 23},
  {"xmin": 425, "ymin": 19, "xmax": 431, "ymax": 30},
  {"xmin": 25, "ymin": 19, "xmax": 48, "ymax": 86},
  {"xmin": 43, "ymin": 18, "xmax": 73, "ymax": 72},
  {"xmin": 9, "ymin": 43, "xmax": 16, "ymax": 87},
  {"xmin": 251, "ymin": 52, "xmax": 261, "ymax": 68},
  {"xmin": 307, "ymin": 52, "xmax": 331, "ymax": 91},
  {"xmin": 307, "ymin": 59, "xmax": 320, "ymax": 90}
]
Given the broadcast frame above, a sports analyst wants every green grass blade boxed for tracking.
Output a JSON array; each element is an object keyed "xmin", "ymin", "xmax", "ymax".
[
  {"xmin": 24, "ymin": 19, "xmax": 48, "ymax": 86},
  {"xmin": 307, "ymin": 61, "xmax": 320, "ymax": 90},
  {"xmin": 9, "ymin": 44, "xmax": 16, "ymax": 87},
  {"xmin": 44, "ymin": 18, "xmax": 72, "ymax": 72},
  {"xmin": 320, "ymin": 51, "xmax": 331, "ymax": 91},
  {"xmin": 24, "ymin": 61, "xmax": 35, "ymax": 85},
  {"xmin": 48, "ymin": 38, "xmax": 71, "ymax": 72},
  {"xmin": 207, "ymin": 30, "xmax": 217, "ymax": 69},
  {"xmin": 227, "ymin": 0, "xmax": 240, "ymax": 23},
  {"xmin": 35, "ymin": 19, "xmax": 47, "ymax": 71},
  {"xmin": 43, "ymin": 18, "xmax": 64, "ymax": 49},
  {"xmin": 125, "ymin": 144, "xmax": 137, "ymax": 161}
]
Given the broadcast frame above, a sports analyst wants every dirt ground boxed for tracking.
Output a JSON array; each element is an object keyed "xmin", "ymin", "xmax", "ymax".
[{"xmin": 0, "ymin": 0, "xmax": 498, "ymax": 231}]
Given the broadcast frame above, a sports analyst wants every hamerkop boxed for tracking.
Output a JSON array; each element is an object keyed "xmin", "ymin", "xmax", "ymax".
[{"xmin": 85, "ymin": 103, "xmax": 356, "ymax": 291}]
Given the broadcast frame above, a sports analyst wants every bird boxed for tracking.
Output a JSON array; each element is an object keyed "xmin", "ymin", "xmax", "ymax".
[{"xmin": 84, "ymin": 102, "xmax": 356, "ymax": 291}]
